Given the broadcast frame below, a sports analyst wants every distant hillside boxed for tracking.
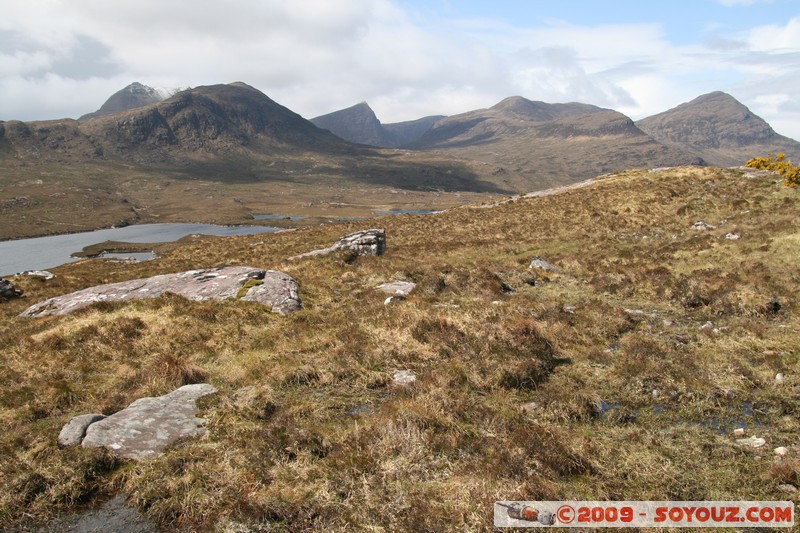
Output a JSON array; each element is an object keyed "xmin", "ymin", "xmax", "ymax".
[
  {"xmin": 80, "ymin": 82, "xmax": 173, "ymax": 121},
  {"xmin": 636, "ymin": 91, "xmax": 800, "ymax": 166},
  {"xmin": 2, "ymin": 83, "xmax": 357, "ymax": 167},
  {"xmin": 311, "ymin": 102, "xmax": 444, "ymax": 148},
  {"xmin": 409, "ymin": 96, "xmax": 704, "ymax": 188},
  {"xmin": 0, "ymin": 83, "xmax": 505, "ymax": 239},
  {"xmin": 311, "ymin": 102, "xmax": 389, "ymax": 147}
]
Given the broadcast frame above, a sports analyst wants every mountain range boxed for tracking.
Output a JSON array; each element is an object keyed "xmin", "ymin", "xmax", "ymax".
[{"xmin": 1, "ymin": 81, "xmax": 799, "ymax": 238}]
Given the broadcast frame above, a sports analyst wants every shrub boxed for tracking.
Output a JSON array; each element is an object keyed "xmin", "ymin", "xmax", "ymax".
[{"xmin": 746, "ymin": 152, "xmax": 800, "ymax": 187}]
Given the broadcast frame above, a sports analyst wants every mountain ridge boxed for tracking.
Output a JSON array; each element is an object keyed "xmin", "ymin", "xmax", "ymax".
[{"xmin": 636, "ymin": 91, "xmax": 800, "ymax": 166}]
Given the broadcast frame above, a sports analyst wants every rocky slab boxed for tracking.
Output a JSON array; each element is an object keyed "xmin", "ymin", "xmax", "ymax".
[
  {"xmin": 81, "ymin": 384, "xmax": 217, "ymax": 459},
  {"xmin": 19, "ymin": 266, "xmax": 301, "ymax": 317}
]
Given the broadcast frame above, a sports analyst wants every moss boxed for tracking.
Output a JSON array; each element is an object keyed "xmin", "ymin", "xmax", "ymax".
[{"xmin": 235, "ymin": 278, "xmax": 264, "ymax": 299}]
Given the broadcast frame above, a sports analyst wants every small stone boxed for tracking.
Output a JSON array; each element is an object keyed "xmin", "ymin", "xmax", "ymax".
[
  {"xmin": 724, "ymin": 233, "xmax": 740, "ymax": 240},
  {"xmin": 392, "ymin": 370, "xmax": 416, "ymax": 386},
  {"xmin": 384, "ymin": 295, "xmax": 405, "ymax": 305},
  {"xmin": 692, "ymin": 221, "xmax": 715, "ymax": 231},
  {"xmin": 529, "ymin": 256, "xmax": 560, "ymax": 272},
  {"xmin": 736, "ymin": 436, "xmax": 766, "ymax": 448},
  {"xmin": 778, "ymin": 484, "xmax": 798, "ymax": 494},
  {"xmin": 774, "ymin": 446, "xmax": 789, "ymax": 456},
  {"xmin": 376, "ymin": 281, "xmax": 416, "ymax": 297},
  {"xmin": 699, "ymin": 321, "xmax": 714, "ymax": 331},
  {"xmin": 776, "ymin": 373, "xmax": 786, "ymax": 384},
  {"xmin": 58, "ymin": 414, "xmax": 106, "ymax": 446},
  {"xmin": 521, "ymin": 402, "xmax": 540, "ymax": 413},
  {"xmin": 662, "ymin": 319, "xmax": 674, "ymax": 327},
  {"xmin": 562, "ymin": 305, "xmax": 576, "ymax": 314},
  {"xmin": 20, "ymin": 270, "xmax": 55, "ymax": 280},
  {"xmin": 651, "ymin": 389, "xmax": 660, "ymax": 398},
  {"xmin": 733, "ymin": 427, "xmax": 745, "ymax": 437},
  {"xmin": 720, "ymin": 388, "xmax": 737, "ymax": 400}
]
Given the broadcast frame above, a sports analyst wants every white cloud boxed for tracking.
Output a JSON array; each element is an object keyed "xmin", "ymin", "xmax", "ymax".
[{"xmin": 0, "ymin": 1, "xmax": 798, "ymax": 140}]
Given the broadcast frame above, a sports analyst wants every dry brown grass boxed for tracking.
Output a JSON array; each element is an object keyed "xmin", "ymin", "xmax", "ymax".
[{"xmin": 1, "ymin": 166, "xmax": 800, "ymax": 530}]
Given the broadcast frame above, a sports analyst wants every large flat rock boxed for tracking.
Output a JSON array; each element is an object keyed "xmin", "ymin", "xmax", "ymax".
[
  {"xmin": 19, "ymin": 266, "xmax": 301, "ymax": 317},
  {"xmin": 81, "ymin": 384, "xmax": 217, "ymax": 459}
]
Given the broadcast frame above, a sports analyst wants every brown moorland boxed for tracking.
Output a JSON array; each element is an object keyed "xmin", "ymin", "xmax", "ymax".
[{"xmin": 1, "ymin": 165, "xmax": 799, "ymax": 531}]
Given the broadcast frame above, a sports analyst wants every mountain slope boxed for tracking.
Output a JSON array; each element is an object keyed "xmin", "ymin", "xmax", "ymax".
[
  {"xmin": 311, "ymin": 102, "xmax": 444, "ymax": 148},
  {"xmin": 636, "ymin": 91, "xmax": 800, "ymax": 166},
  {"xmin": 80, "ymin": 82, "xmax": 172, "ymax": 120},
  {"xmin": 410, "ymin": 96, "xmax": 704, "ymax": 189},
  {"xmin": 311, "ymin": 102, "xmax": 390, "ymax": 147},
  {"xmin": 383, "ymin": 115, "xmax": 445, "ymax": 147}
]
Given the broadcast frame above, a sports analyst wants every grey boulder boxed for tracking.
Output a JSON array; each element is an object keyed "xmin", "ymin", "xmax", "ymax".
[
  {"xmin": 0, "ymin": 278, "xmax": 23, "ymax": 300},
  {"xmin": 19, "ymin": 266, "xmax": 301, "ymax": 317},
  {"xmin": 81, "ymin": 383, "xmax": 217, "ymax": 459},
  {"xmin": 334, "ymin": 228, "xmax": 386, "ymax": 256},
  {"xmin": 290, "ymin": 229, "xmax": 386, "ymax": 259},
  {"xmin": 58, "ymin": 413, "xmax": 106, "ymax": 446}
]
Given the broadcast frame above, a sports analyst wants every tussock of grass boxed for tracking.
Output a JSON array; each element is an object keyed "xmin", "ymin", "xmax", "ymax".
[{"xmin": 2, "ymin": 166, "xmax": 800, "ymax": 530}]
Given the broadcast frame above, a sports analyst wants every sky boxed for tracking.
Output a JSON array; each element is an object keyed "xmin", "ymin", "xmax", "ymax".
[{"xmin": 1, "ymin": 0, "xmax": 799, "ymax": 138}]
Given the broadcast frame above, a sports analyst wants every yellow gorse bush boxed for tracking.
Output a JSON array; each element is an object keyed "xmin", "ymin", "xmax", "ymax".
[{"xmin": 746, "ymin": 152, "xmax": 800, "ymax": 187}]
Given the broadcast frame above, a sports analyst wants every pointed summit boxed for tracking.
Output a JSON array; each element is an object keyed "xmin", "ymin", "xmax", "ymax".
[
  {"xmin": 311, "ymin": 102, "xmax": 388, "ymax": 146},
  {"xmin": 636, "ymin": 91, "xmax": 800, "ymax": 165},
  {"xmin": 80, "ymin": 82, "xmax": 174, "ymax": 121}
]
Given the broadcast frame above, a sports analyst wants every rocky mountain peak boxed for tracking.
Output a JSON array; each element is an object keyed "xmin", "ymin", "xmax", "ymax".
[
  {"xmin": 311, "ymin": 102, "xmax": 387, "ymax": 146},
  {"xmin": 80, "ymin": 82, "xmax": 173, "ymax": 121},
  {"xmin": 636, "ymin": 91, "xmax": 800, "ymax": 165}
]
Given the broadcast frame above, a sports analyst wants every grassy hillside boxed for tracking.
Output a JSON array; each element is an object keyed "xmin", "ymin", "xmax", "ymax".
[
  {"xmin": 0, "ymin": 154, "xmax": 500, "ymax": 240},
  {"xmin": 1, "ymin": 166, "xmax": 799, "ymax": 530}
]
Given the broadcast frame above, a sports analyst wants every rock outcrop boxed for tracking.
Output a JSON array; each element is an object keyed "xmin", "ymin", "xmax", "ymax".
[
  {"xmin": 0, "ymin": 278, "xmax": 23, "ymax": 300},
  {"xmin": 81, "ymin": 384, "xmax": 217, "ymax": 459},
  {"xmin": 290, "ymin": 229, "xmax": 386, "ymax": 259},
  {"xmin": 58, "ymin": 414, "xmax": 107, "ymax": 447},
  {"xmin": 19, "ymin": 266, "xmax": 301, "ymax": 317}
]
